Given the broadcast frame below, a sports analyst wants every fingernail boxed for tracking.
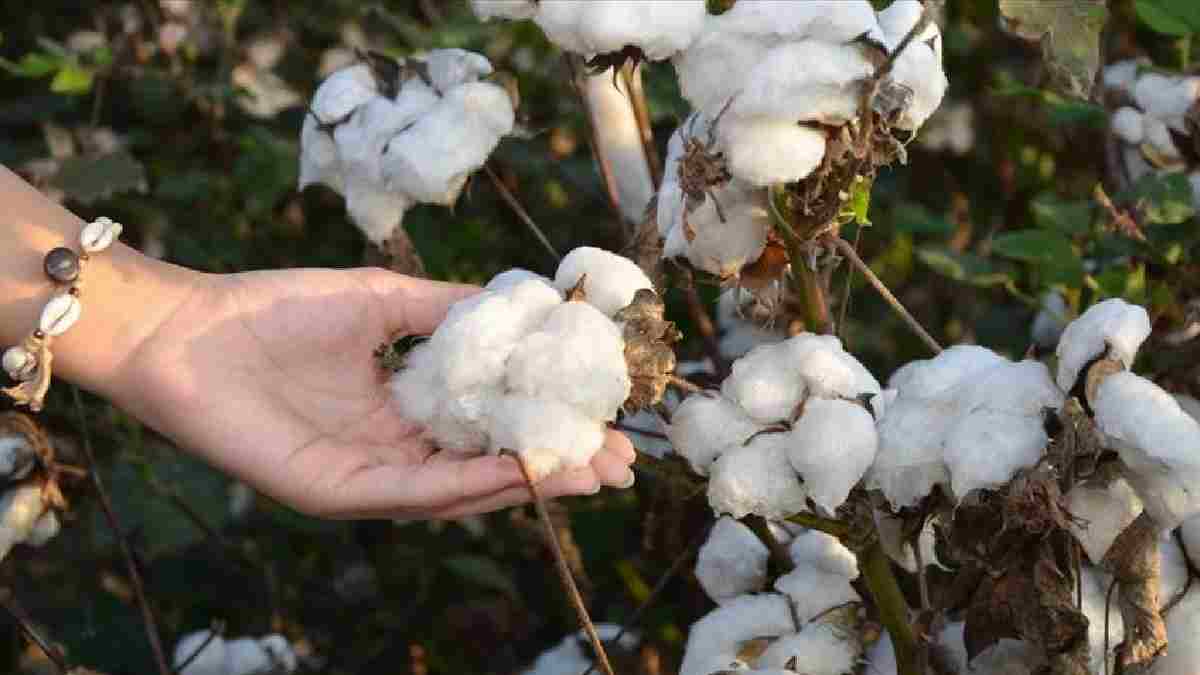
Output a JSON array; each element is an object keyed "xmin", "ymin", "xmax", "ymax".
[{"xmin": 617, "ymin": 467, "xmax": 636, "ymax": 489}]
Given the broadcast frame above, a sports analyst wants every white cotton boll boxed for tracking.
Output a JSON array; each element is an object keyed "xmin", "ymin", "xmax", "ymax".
[
  {"xmin": 417, "ymin": 48, "xmax": 493, "ymax": 92},
  {"xmin": 756, "ymin": 625, "xmax": 860, "ymax": 675},
  {"xmin": 733, "ymin": 42, "xmax": 874, "ymax": 125},
  {"xmin": 723, "ymin": 0, "xmax": 884, "ymax": 45},
  {"xmin": 1102, "ymin": 59, "xmax": 1143, "ymax": 93},
  {"xmin": 708, "ymin": 435, "xmax": 809, "ymax": 520},
  {"xmin": 1093, "ymin": 371, "xmax": 1200, "ymax": 529},
  {"xmin": 534, "ymin": 1, "xmax": 708, "ymax": 61},
  {"xmin": 667, "ymin": 394, "xmax": 761, "ymax": 475},
  {"xmin": 174, "ymin": 631, "xmax": 226, "ymax": 675},
  {"xmin": 1144, "ymin": 116, "xmax": 1182, "ymax": 161},
  {"xmin": 1153, "ymin": 585, "xmax": 1200, "ymax": 675},
  {"xmin": 657, "ymin": 124, "xmax": 687, "ymax": 237},
  {"xmin": 257, "ymin": 635, "xmax": 297, "ymax": 673},
  {"xmin": 471, "ymin": 0, "xmax": 538, "ymax": 22},
  {"xmin": 683, "ymin": 181, "xmax": 771, "ymax": 279},
  {"xmin": 583, "ymin": 70, "xmax": 655, "ymax": 224},
  {"xmin": 1031, "ymin": 291, "xmax": 1070, "ymax": 349},
  {"xmin": 554, "ymin": 247, "xmax": 655, "ymax": 317},
  {"xmin": 299, "ymin": 115, "xmax": 343, "ymax": 194},
  {"xmin": 1079, "ymin": 565, "xmax": 1123, "ymax": 674},
  {"xmin": 1134, "ymin": 74, "xmax": 1200, "ymax": 129},
  {"xmin": 943, "ymin": 409, "xmax": 1049, "ymax": 498},
  {"xmin": 722, "ymin": 341, "xmax": 807, "ymax": 423},
  {"xmin": 622, "ymin": 410, "xmax": 672, "ymax": 458},
  {"xmin": 0, "ymin": 484, "xmax": 52, "ymax": 560},
  {"xmin": 934, "ymin": 622, "xmax": 1042, "ymax": 675},
  {"xmin": 485, "ymin": 269, "xmax": 553, "ymax": 292},
  {"xmin": 679, "ymin": 594, "xmax": 797, "ymax": 675},
  {"xmin": 672, "ymin": 22, "xmax": 771, "ymax": 112},
  {"xmin": 870, "ymin": 389, "xmax": 898, "ymax": 421},
  {"xmin": 1111, "ymin": 106, "xmax": 1146, "ymax": 145},
  {"xmin": 223, "ymin": 637, "xmax": 277, "ymax": 675},
  {"xmin": 887, "ymin": 29, "xmax": 948, "ymax": 130},
  {"xmin": 489, "ymin": 396, "xmax": 607, "ymax": 481},
  {"xmin": 429, "ymin": 389, "xmax": 495, "ymax": 453},
  {"xmin": 309, "ymin": 64, "xmax": 378, "ymax": 128},
  {"xmin": 524, "ymin": 625, "xmax": 638, "ymax": 675},
  {"xmin": 1066, "ymin": 476, "xmax": 1143, "ymax": 564},
  {"xmin": 1159, "ymin": 530, "xmax": 1190, "ymax": 609},
  {"xmin": 788, "ymin": 399, "xmax": 878, "ymax": 511},
  {"xmin": 432, "ymin": 291, "xmax": 538, "ymax": 393},
  {"xmin": 382, "ymin": 81, "xmax": 515, "ymax": 206},
  {"xmin": 696, "ymin": 517, "xmax": 770, "ymax": 604},
  {"xmin": 506, "ymin": 301, "xmax": 630, "ymax": 421},
  {"xmin": 1054, "ymin": 298, "xmax": 1151, "ymax": 392},
  {"xmin": 786, "ymin": 334, "xmax": 882, "ymax": 400},
  {"xmin": 887, "ymin": 345, "xmax": 1007, "ymax": 397},
  {"xmin": 951, "ymin": 360, "xmax": 1062, "ymax": 428},
  {"xmin": 0, "ymin": 436, "xmax": 34, "ymax": 480},
  {"xmin": 870, "ymin": 395, "xmax": 955, "ymax": 508},
  {"xmin": 340, "ymin": 179, "xmax": 413, "ymax": 244},
  {"xmin": 1122, "ymin": 144, "xmax": 1155, "ymax": 184},
  {"xmin": 773, "ymin": 568, "xmax": 862, "ymax": 625},
  {"xmin": 788, "ymin": 530, "xmax": 859, "ymax": 579},
  {"xmin": 389, "ymin": 341, "xmax": 441, "ymax": 424},
  {"xmin": 718, "ymin": 117, "xmax": 826, "ymax": 187}
]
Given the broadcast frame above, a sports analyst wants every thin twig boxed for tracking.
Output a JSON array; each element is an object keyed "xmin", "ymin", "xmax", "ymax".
[
  {"xmin": 828, "ymin": 236, "xmax": 942, "ymax": 355},
  {"xmin": 483, "ymin": 164, "xmax": 561, "ymax": 263},
  {"xmin": 837, "ymin": 226, "xmax": 863, "ymax": 346},
  {"xmin": 0, "ymin": 588, "xmax": 69, "ymax": 674},
  {"xmin": 744, "ymin": 515, "xmax": 795, "ymax": 574},
  {"xmin": 516, "ymin": 455, "xmax": 615, "ymax": 675},
  {"xmin": 622, "ymin": 63, "xmax": 662, "ymax": 188},
  {"xmin": 679, "ymin": 265, "xmax": 728, "ymax": 379},
  {"xmin": 73, "ymin": 387, "xmax": 172, "ymax": 675},
  {"xmin": 578, "ymin": 524, "xmax": 710, "ymax": 675},
  {"xmin": 174, "ymin": 621, "xmax": 226, "ymax": 674}
]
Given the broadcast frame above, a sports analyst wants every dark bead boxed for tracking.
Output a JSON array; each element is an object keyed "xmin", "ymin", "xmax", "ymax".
[{"xmin": 43, "ymin": 247, "xmax": 80, "ymax": 284}]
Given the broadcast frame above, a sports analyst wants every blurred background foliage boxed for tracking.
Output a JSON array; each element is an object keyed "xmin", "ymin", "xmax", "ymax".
[{"xmin": 1, "ymin": 1, "xmax": 1199, "ymax": 673}]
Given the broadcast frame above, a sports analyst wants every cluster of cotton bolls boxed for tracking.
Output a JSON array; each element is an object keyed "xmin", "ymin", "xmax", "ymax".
[
  {"xmin": 683, "ymin": 523, "xmax": 864, "ymax": 675},
  {"xmin": 655, "ymin": 0, "xmax": 948, "ymax": 282},
  {"xmin": 173, "ymin": 629, "xmax": 297, "ymax": 675},
  {"xmin": 0, "ymin": 432, "xmax": 60, "ymax": 561},
  {"xmin": 391, "ymin": 247, "xmax": 655, "ymax": 480},
  {"xmin": 1103, "ymin": 59, "xmax": 1200, "ymax": 205},
  {"xmin": 668, "ymin": 331, "xmax": 881, "ymax": 521},
  {"xmin": 298, "ymin": 48, "xmax": 516, "ymax": 244}
]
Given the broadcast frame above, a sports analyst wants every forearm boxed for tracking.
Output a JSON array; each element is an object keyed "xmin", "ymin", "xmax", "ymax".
[{"xmin": 0, "ymin": 166, "xmax": 202, "ymax": 405}]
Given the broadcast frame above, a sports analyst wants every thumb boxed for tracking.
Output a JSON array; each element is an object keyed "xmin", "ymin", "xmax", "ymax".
[{"xmin": 357, "ymin": 268, "xmax": 480, "ymax": 336}]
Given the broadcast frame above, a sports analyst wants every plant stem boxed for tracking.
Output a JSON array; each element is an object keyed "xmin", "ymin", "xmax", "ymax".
[
  {"xmin": 861, "ymin": 542, "xmax": 921, "ymax": 675},
  {"xmin": 829, "ymin": 236, "xmax": 942, "ymax": 355},
  {"xmin": 0, "ymin": 588, "xmax": 68, "ymax": 674},
  {"xmin": 484, "ymin": 164, "xmax": 561, "ymax": 263},
  {"xmin": 622, "ymin": 63, "xmax": 662, "ymax": 188},
  {"xmin": 516, "ymin": 455, "xmax": 616, "ymax": 675}
]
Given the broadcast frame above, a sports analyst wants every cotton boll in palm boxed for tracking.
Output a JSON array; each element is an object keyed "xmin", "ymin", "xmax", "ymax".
[
  {"xmin": 554, "ymin": 247, "xmax": 655, "ymax": 317},
  {"xmin": 1066, "ymin": 475, "xmax": 1143, "ymax": 564},
  {"xmin": 722, "ymin": 341, "xmax": 807, "ymax": 423},
  {"xmin": 679, "ymin": 594, "xmax": 797, "ymax": 675},
  {"xmin": 417, "ymin": 48, "xmax": 493, "ymax": 92},
  {"xmin": 667, "ymin": 394, "xmax": 761, "ymax": 475},
  {"xmin": 672, "ymin": 22, "xmax": 770, "ymax": 113},
  {"xmin": 174, "ymin": 631, "xmax": 226, "ymax": 675},
  {"xmin": 943, "ymin": 409, "xmax": 1049, "ymax": 498},
  {"xmin": 732, "ymin": 41, "xmax": 874, "ymax": 125},
  {"xmin": 756, "ymin": 623, "xmax": 860, "ymax": 675},
  {"xmin": 788, "ymin": 399, "xmax": 878, "ymax": 511},
  {"xmin": 724, "ymin": 0, "xmax": 884, "ymax": 44},
  {"xmin": 431, "ymin": 291, "xmax": 538, "ymax": 393},
  {"xmin": 1111, "ymin": 106, "xmax": 1146, "ymax": 145},
  {"xmin": 1093, "ymin": 371, "xmax": 1200, "ymax": 529},
  {"xmin": 788, "ymin": 530, "xmax": 859, "ymax": 579},
  {"xmin": 870, "ymin": 395, "xmax": 955, "ymax": 508},
  {"xmin": 489, "ymin": 396, "xmax": 607, "ymax": 481},
  {"xmin": 382, "ymin": 82, "xmax": 514, "ymax": 206},
  {"xmin": 773, "ymin": 567, "xmax": 862, "ymax": 625},
  {"xmin": 428, "ymin": 390, "xmax": 494, "ymax": 453},
  {"xmin": 390, "ymin": 341, "xmax": 442, "ymax": 424},
  {"xmin": 695, "ymin": 516, "xmax": 769, "ymax": 604},
  {"xmin": 471, "ymin": 0, "xmax": 538, "ymax": 22},
  {"xmin": 718, "ymin": 117, "xmax": 826, "ymax": 186},
  {"xmin": 683, "ymin": 182, "xmax": 771, "ymax": 279},
  {"xmin": 708, "ymin": 434, "xmax": 808, "ymax": 520},
  {"xmin": 505, "ymin": 301, "xmax": 631, "ymax": 422},
  {"xmin": 1054, "ymin": 298, "xmax": 1151, "ymax": 392},
  {"xmin": 887, "ymin": 344, "xmax": 1007, "ymax": 397}
]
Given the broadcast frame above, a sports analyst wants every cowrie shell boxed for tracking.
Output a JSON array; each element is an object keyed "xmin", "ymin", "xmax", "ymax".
[{"xmin": 39, "ymin": 294, "xmax": 82, "ymax": 337}]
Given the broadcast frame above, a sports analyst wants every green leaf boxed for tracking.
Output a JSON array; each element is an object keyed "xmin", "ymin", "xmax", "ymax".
[
  {"xmin": 442, "ymin": 555, "xmax": 520, "ymax": 601},
  {"xmin": 991, "ymin": 230, "xmax": 1077, "ymax": 264},
  {"xmin": 1030, "ymin": 192, "xmax": 1093, "ymax": 234},
  {"xmin": 846, "ymin": 177, "xmax": 872, "ymax": 226},
  {"xmin": 0, "ymin": 51, "xmax": 59, "ymax": 78},
  {"xmin": 917, "ymin": 246, "xmax": 1012, "ymax": 287},
  {"xmin": 1091, "ymin": 263, "xmax": 1148, "ymax": 303},
  {"xmin": 49, "ymin": 151, "xmax": 147, "ymax": 204},
  {"xmin": 892, "ymin": 202, "xmax": 953, "ymax": 234},
  {"xmin": 1124, "ymin": 172, "xmax": 1196, "ymax": 225},
  {"xmin": 1135, "ymin": 0, "xmax": 1200, "ymax": 36},
  {"xmin": 999, "ymin": 0, "xmax": 1107, "ymax": 99},
  {"xmin": 49, "ymin": 63, "xmax": 93, "ymax": 94}
]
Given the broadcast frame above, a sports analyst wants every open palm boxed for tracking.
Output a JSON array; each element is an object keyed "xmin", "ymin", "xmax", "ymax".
[{"xmin": 118, "ymin": 267, "xmax": 635, "ymax": 520}]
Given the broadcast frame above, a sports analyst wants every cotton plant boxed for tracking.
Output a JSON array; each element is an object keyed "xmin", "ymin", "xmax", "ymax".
[
  {"xmin": 298, "ymin": 48, "xmax": 516, "ymax": 245},
  {"xmin": 0, "ymin": 418, "xmax": 66, "ymax": 563},
  {"xmin": 1102, "ymin": 59, "xmax": 1200, "ymax": 205},
  {"xmin": 173, "ymin": 630, "xmax": 297, "ymax": 675}
]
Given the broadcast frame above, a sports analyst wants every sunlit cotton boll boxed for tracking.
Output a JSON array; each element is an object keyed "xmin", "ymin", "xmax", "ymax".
[
  {"xmin": 1056, "ymin": 298, "xmax": 1151, "ymax": 392},
  {"xmin": 878, "ymin": 0, "xmax": 948, "ymax": 130},
  {"xmin": 680, "ymin": 181, "xmax": 771, "ymax": 279},
  {"xmin": 707, "ymin": 433, "xmax": 808, "ymax": 520},
  {"xmin": 666, "ymin": 393, "xmax": 761, "ymax": 476},
  {"xmin": 717, "ymin": 117, "xmax": 827, "ymax": 186},
  {"xmin": 731, "ymin": 41, "xmax": 875, "ymax": 126},
  {"xmin": 679, "ymin": 593, "xmax": 797, "ymax": 675},
  {"xmin": 755, "ymin": 623, "xmax": 860, "ymax": 675},
  {"xmin": 533, "ymin": 1, "xmax": 708, "ymax": 61},
  {"xmin": 695, "ymin": 516, "xmax": 769, "ymax": 604},
  {"xmin": 553, "ymin": 246, "xmax": 656, "ymax": 317}
]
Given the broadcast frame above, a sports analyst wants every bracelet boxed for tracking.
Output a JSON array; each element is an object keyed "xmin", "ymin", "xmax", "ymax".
[{"xmin": 2, "ymin": 217, "xmax": 123, "ymax": 412}]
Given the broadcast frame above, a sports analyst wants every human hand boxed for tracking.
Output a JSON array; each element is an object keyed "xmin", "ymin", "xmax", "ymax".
[{"xmin": 115, "ymin": 267, "xmax": 636, "ymax": 520}]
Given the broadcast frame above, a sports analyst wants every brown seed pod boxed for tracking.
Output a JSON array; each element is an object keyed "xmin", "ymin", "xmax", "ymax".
[{"xmin": 613, "ymin": 289, "xmax": 681, "ymax": 410}]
